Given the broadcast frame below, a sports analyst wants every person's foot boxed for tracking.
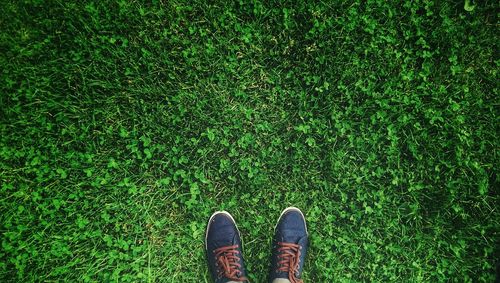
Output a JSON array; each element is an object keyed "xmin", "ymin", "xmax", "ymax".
[
  {"xmin": 269, "ymin": 207, "xmax": 308, "ymax": 283},
  {"xmin": 205, "ymin": 211, "xmax": 249, "ymax": 283}
]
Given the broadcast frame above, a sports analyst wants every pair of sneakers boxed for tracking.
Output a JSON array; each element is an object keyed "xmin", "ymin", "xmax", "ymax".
[{"xmin": 205, "ymin": 207, "xmax": 308, "ymax": 283}]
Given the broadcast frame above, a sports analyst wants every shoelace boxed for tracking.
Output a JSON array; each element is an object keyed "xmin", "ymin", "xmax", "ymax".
[
  {"xmin": 214, "ymin": 245, "xmax": 248, "ymax": 282},
  {"xmin": 277, "ymin": 242, "xmax": 303, "ymax": 283}
]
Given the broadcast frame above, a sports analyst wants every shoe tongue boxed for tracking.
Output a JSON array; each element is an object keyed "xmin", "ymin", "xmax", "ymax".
[{"xmin": 271, "ymin": 279, "xmax": 292, "ymax": 283}]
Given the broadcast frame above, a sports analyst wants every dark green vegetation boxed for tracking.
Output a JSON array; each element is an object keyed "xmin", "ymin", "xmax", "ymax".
[{"xmin": 1, "ymin": 0, "xmax": 498, "ymax": 282}]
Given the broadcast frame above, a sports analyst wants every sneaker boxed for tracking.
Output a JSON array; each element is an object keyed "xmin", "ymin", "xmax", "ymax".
[
  {"xmin": 205, "ymin": 211, "xmax": 249, "ymax": 283},
  {"xmin": 269, "ymin": 207, "xmax": 308, "ymax": 283}
]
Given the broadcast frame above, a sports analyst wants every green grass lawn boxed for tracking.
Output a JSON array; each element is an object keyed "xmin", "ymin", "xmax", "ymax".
[{"xmin": 1, "ymin": 0, "xmax": 498, "ymax": 282}]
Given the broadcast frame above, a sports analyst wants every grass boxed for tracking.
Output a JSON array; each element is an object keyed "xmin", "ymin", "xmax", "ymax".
[{"xmin": 0, "ymin": 0, "xmax": 498, "ymax": 282}]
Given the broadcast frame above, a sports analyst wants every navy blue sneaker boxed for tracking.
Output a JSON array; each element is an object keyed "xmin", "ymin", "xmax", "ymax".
[
  {"xmin": 205, "ymin": 211, "xmax": 249, "ymax": 283},
  {"xmin": 269, "ymin": 207, "xmax": 308, "ymax": 283}
]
